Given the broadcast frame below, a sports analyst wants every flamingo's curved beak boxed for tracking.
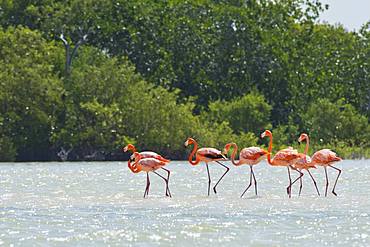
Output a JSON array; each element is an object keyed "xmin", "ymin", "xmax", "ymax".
[
  {"xmin": 261, "ymin": 132, "xmax": 266, "ymax": 138},
  {"xmin": 184, "ymin": 140, "xmax": 189, "ymax": 147},
  {"xmin": 123, "ymin": 146, "xmax": 128, "ymax": 152}
]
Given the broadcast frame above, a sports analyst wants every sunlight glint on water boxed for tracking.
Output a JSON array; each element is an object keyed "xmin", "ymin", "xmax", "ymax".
[{"xmin": 0, "ymin": 160, "xmax": 369, "ymax": 246}]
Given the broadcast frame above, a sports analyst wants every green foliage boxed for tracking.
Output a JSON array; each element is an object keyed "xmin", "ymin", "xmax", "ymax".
[
  {"xmin": 267, "ymin": 124, "xmax": 300, "ymax": 152},
  {"xmin": 0, "ymin": 27, "xmax": 64, "ymax": 160},
  {"xmin": 51, "ymin": 47, "xmax": 138, "ymax": 158},
  {"xmin": 0, "ymin": 134, "xmax": 17, "ymax": 161},
  {"xmin": 286, "ymin": 24, "xmax": 370, "ymax": 123},
  {"xmin": 204, "ymin": 92, "xmax": 272, "ymax": 135},
  {"xmin": 310, "ymin": 141, "xmax": 370, "ymax": 160},
  {"xmin": 0, "ymin": 1, "xmax": 369, "ymax": 160},
  {"xmin": 301, "ymin": 98, "xmax": 369, "ymax": 146},
  {"xmin": 121, "ymin": 80, "xmax": 238, "ymax": 158}
]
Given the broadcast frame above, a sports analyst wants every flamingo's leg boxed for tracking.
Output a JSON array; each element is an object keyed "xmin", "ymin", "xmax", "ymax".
[
  {"xmin": 240, "ymin": 166, "xmax": 253, "ymax": 198},
  {"xmin": 153, "ymin": 171, "xmax": 171, "ymax": 198},
  {"xmin": 298, "ymin": 175, "xmax": 303, "ymax": 196},
  {"xmin": 206, "ymin": 163, "xmax": 211, "ymax": 196},
  {"xmin": 161, "ymin": 167, "xmax": 172, "ymax": 197},
  {"xmin": 251, "ymin": 166, "xmax": 258, "ymax": 195},
  {"xmin": 286, "ymin": 166, "xmax": 292, "ymax": 197},
  {"xmin": 329, "ymin": 165, "xmax": 341, "ymax": 196},
  {"xmin": 324, "ymin": 166, "xmax": 329, "ymax": 197},
  {"xmin": 307, "ymin": 169, "xmax": 320, "ymax": 196},
  {"xmin": 144, "ymin": 172, "xmax": 150, "ymax": 198},
  {"xmin": 288, "ymin": 166, "xmax": 304, "ymax": 198},
  {"xmin": 213, "ymin": 161, "xmax": 230, "ymax": 194}
]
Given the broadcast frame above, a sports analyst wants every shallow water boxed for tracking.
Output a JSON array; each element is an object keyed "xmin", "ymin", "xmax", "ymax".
[{"xmin": 0, "ymin": 160, "xmax": 369, "ymax": 246}]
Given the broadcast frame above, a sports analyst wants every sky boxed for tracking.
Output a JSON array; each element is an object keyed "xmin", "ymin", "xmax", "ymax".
[{"xmin": 319, "ymin": 0, "xmax": 370, "ymax": 31}]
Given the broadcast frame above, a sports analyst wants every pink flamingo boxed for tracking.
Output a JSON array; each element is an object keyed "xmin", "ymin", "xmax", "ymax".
[
  {"xmin": 184, "ymin": 137, "xmax": 229, "ymax": 196},
  {"xmin": 293, "ymin": 133, "xmax": 320, "ymax": 196},
  {"xmin": 123, "ymin": 144, "xmax": 171, "ymax": 197},
  {"xmin": 131, "ymin": 152, "xmax": 172, "ymax": 198},
  {"xmin": 310, "ymin": 147, "xmax": 342, "ymax": 197},
  {"xmin": 261, "ymin": 130, "xmax": 303, "ymax": 198},
  {"xmin": 223, "ymin": 143, "xmax": 268, "ymax": 197},
  {"xmin": 123, "ymin": 144, "xmax": 170, "ymax": 163}
]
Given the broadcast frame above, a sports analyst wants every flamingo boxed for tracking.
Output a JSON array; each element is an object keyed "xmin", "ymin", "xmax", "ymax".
[
  {"xmin": 129, "ymin": 152, "xmax": 172, "ymax": 198},
  {"xmin": 310, "ymin": 146, "xmax": 342, "ymax": 197},
  {"xmin": 123, "ymin": 144, "xmax": 170, "ymax": 163},
  {"xmin": 261, "ymin": 130, "xmax": 303, "ymax": 198},
  {"xmin": 184, "ymin": 137, "xmax": 229, "ymax": 196},
  {"xmin": 123, "ymin": 144, "xmax": 171, "ymax": 197},
  {"xmin": 223, "ymin": 143, "xmax": 268, "ymax": 197},
  {"xmin": 292, "ymin": 133, "xmax": 320, "ymax": 196}
]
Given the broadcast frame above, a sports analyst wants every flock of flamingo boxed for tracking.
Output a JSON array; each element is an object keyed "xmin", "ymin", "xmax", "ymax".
[{"xmin": 124, "ymin": 130, "xmax": 342, "ymax": 198}]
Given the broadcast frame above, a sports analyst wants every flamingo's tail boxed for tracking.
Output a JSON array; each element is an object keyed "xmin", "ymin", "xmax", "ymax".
[
  {"xmin": 307, "ymin": 164, "xmax": 317, "ymax": 169},
  {"xmin": 334, "ymin": 156, "xmax": 342, "ymax": 162},
  {"xmin": 157, "ymin": 156, "xmax": 170, "ymax": 163}
]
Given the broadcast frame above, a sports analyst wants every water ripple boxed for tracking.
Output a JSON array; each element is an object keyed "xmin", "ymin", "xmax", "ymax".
[{"xmin": 0, "ymin": 160, "xmax": 369, "ymax": 246}]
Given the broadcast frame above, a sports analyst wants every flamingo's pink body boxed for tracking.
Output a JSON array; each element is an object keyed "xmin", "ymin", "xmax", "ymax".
[
  {"xmin": 123, "ymin": 144, "xmax": 170, "ymax": 163},
  {"xmin": 269, "ymin": 147, "xmax": 300, "ymax": 166},
  {"xmin": 295, "ymin": 133, "xmax": 315, "ymax": 171},
  {"xmin": 291, "ymin": 133, "xmax": 320, "ymax": 196},
  {"xmin": 311, "ymin": 149, "xmax": 342, "ymax": 166},
  {"xmin": 229, "ymin": 146, "xmax": 268, "ymax": 166},
  {"xmin": 185, "ymin": 137, "xmax": 229, "ymax": 196},
  {"xmin": 130, "ymin": 151, "xmax": 170, "ymax": 163},
  {"xmin": 193, "ymin": 147, "xmax": 226, "ymax": 163},
  {"xmin": 224, "ymin": 143, "xmax": 268, "ymax": 197},
  {"xmin": 261, "ymin": 130, "xmax": 303, "ymax": 198},
  {"xmin": 135, "ymin": 157, "xmax": 169, "ymax": 172},
  {"xmin": 294, "ymin": 154, "xmax": 314, "ymax": 169}
]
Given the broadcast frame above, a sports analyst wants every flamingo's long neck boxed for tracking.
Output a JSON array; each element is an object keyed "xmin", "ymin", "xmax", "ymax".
[
  {"xmin": 230, "ymin": 143, "xmax": 241, "ymax": 166},
  {"xmin": 188, "ymin": 141, "xmax": 200, "ymax": 165},
  {"xmin": 303, "ymin": 136, "xmax": 309, "ymax": 163},
  {"xmin": 304, "ymin": 136, "xmax": 309, "ymax": 155},
  {"xmin": 266, "ymin": 133, "xmax": 273, "ymax": 165}
]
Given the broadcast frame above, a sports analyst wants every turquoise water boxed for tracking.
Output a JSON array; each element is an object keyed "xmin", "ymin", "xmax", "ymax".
[{"xmin": 0, "ymin": 160, "xmax": 369, "ymax": 246}]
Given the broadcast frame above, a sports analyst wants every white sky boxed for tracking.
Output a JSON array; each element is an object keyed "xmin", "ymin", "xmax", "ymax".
[{"xmin": 319, "ymin": 0, "xmax": 370, "ymax": 31}]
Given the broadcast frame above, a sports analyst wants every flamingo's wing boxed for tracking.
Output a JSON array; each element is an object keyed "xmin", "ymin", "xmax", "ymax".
[
  {"xmin": 294, "ymin": 153, "xmax": 314, "ymax": 168},
  {"xmin": 139, "ymin": 158, "xmax": 167, "ymax": 171},
  {"xmin": 305, "ymin": 155, "xmax": 312, "ymax": 163},
  {"xmin": 280, "ymin": 147, "xmax": 297, "ymax": 153},
  {"xmin": 274, "ymin": 149, "xmax": 299, "ymax": 162},
  {"xmin": 312, "ymin": 149, "xmax": 342, "ymax": 164},
  {"xmin": 240, "ymin": 147, "xmax": 267, "ymax": 160},
  {"xmin": 139, "ymin": 151, "xmax": 170, "ymax": 162},
  {"xmin": 198, "ymin": 148, "xmax": 226, "ymax": 160}
]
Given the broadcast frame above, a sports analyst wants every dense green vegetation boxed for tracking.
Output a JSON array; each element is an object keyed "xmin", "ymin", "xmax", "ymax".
[{"xmin": 0, "ymin": 0, "xmax": 369, "ymax": 161}]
